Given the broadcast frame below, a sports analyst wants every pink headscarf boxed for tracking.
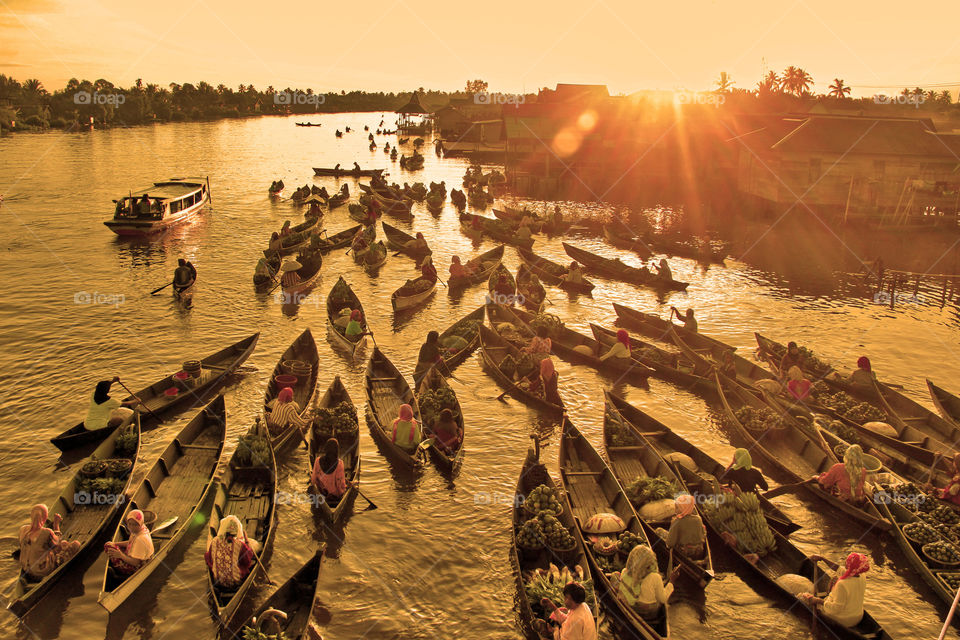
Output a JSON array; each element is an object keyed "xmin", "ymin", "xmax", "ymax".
[
  {"xmin": 350, "ymin": 309, "xmax": 362, "ymax": 321},
  {"xmin": 540, "ymin": 357, "xmax": 556, "ymax": 381},
  {"xmin": 674, "ymin": 494, "xmax": 696, "ymax": 520},
  {"xmin": 840, "ymin": 552, "xmax": 870, "ymax": 580},
  {"xmin": 393, "ymin": 404, "xmax": 417, "ymax": 444},
  {"xmin": 398, "ymin": 404, "xmax": 414, "ymax": 421},
  {"xmin": 616, "ymin": 329, "xmax": 631, "ymax": 354},
  {"xmin": 857, "ymin": 356, "xmax": 871, "ymax": 372},
  {"xmin": 126, "ymin": 509, "xmax": 146, "ymax": 533},
  {"xmin": 277, "ymin": 387, "xmax": 294, "ymax": 404},
  {"xmin": 28, "ymin": 504, "xmax": 48, "ymax": 535}
]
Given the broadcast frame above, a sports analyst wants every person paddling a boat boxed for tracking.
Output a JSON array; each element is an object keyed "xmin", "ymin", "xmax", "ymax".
[
  {"xmin": 344, "ymin": 310, "xmax": 368, "ymax": 342},
  {"xmin": 515, "ymin": 223, "xmax": 533, "ymax": 245},
  {"xmin": 430, "ymin": 408, "xmax": 461, "ymax": 456},
  {"xmin": 104, "ymin": 509, "xmax": 153, "ymax": 577},
  {"xmin": 414, "ymin": 331, "xmax": 443, "ymax": 386},
  {"xmin": 611, "ymin": 544, "xmax": 679, "ymax": 621},
  {"xmin": 533, "ymin": 581, "xmax": 596, "ymax": 640},
  {"xmin": 669, "ymin": 307, "xmax": 697, "ymax": 332},
  {"xmin": 779, "ymin": 341, "xmax": 805, "ymax": 375},
  {"xmin": 419, "ymin": 255, "xmax": 438, "ymax": 281},
  {"xmin": 526, "ymin": 358, "xmax": 561, "ymax": 406},
  {"xmin": 310, "ymin": 438, "xmax": 349, "ymax": 505},
  {"xmin": 562, "ymin": 261, "xmax": 584, "ymax": 286},
  {"xmin": 723, "ymin": 448, "xmax": 769, "ymax": 493},
  {"xmin": 664, "ymin": 494, "xmax": 706, "ymax": 558},
  {"xmin": 493, "ymin": 273, "xmax": 514, "ymax": 302},
  {"xmin": 205, "ymin": 515, "xmax": 257, "ymax": 588},
  {"xmin": 654, "ymin": 258, "xmax": 672, "ymax": 282},
  {"xmin": 448, "ymin": 255, "xmax": 473, "ymax": 280},
  {"xmin": 929, "ymin": 453, "xmax": 960, "ymax": 505},
  {"xmin": 84, "ymin": 378, "xmax": 136, "ymax": 431},
  {"xmin": 18, "ymin": 504, "xmax": 81, "ymax": 580},
  {"xmin": 173, "ymin": 259, "xmax": 194, "ymax": 291},
  {"xmin": 837, "ymin": 356, "xmax": 876, "ymax": 388},
  {"xmin": 391, "ymin": 404, "xmax": 422, "ymax": 452},
  {"xmin": 814, "ymin": 444, "xmax": 869, "ymax": 503},
  {"xmin": 404, "ymin": 232, "xmax": 430, "ymax": 256},
  {"xmin": 800, "ymin": 552, "xmax": 870, "ymax": 628},
  {"xmin": 599, "ymin": 329, "xmax": 632, "ymax": 362},
  {"xmin": 266, "ymin": 387, "xmax": 309, "ymax": 435}
]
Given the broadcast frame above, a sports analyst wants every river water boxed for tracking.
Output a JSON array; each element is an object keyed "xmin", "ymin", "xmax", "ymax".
[{"xmin": 0, "ymin": 112, "xmax": 957, "ymax": 640}]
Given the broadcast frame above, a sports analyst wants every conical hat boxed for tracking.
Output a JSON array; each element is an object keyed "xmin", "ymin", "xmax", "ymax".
[
  {"xmin": 305, "ymin": 194, "xmax": 325, "ymax": 204},
  {"xmin": 582, "ymin": 512, "xmax": 625, "ymax": 535},
  {"xmin": 280, "ymin": 259, "xmax": 302, "ymax": 273}
]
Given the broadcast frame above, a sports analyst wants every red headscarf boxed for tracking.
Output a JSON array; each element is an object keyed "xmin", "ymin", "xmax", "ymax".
[
  {"xmin": 350, "ymin": 309, "xmax": 362, "ymax": 321},
  {"xmin": 540, "ymin": 357, "xmax": 556, "ymax": 381},
  {"xmin": 28, "ymin": 504, "xmax": 48, "ymax": 535},
  {"xmin": 857, "ymin": 356, "xmax": 871, "ymax": 372},
  {"xmin": 277, "ymin": 387, "xmax": 294, "ymax": 404},
  {"xmin": 416, "ymin": 232, "xmax": 424, "ymax": 240},
  {"xmin": 840, "ymin": 552, "xmax": 870, "ymax": 580},
  {"xmin": 616, "ymin": 329, "xmax": 631, "ymax": 354}
]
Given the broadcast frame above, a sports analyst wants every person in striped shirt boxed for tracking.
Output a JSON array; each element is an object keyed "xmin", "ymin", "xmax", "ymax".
[{"xmin": 267, "ymin": 387, "xmax": 309, "ymax": 435}]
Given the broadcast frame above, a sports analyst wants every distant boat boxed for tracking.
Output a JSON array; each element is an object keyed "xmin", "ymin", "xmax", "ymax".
[
  {"xmin": 295, "ymin": 122, "xmax": 322, "ymax": 127},
  {"xmin": 312, "ymin": 167, "xmax": 384, "ymax": 177},
  {"xmin": 104, "ymin": 177, "xmax": 210, "ymax": 236}
]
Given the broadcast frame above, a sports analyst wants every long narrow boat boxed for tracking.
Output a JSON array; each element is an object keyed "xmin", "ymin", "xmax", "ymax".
[
  {"xmin": 517, "ymin": 246, "xmax": 595, "ymax": 294},
  {"xmin": 612, "ymin": 303, "xmax": 731, "ymax": 353},
  {"xmin": 254, "ymin": 251, "xmax": 282, "ymax": 292},
  {"xmin": 206, "ymin": 424, "xmax": 278, "ymax": 631},
  {"xmin": 477, "ymin": 324, "xmax": 564, "ymax": 415},
  {"xmin": 326, "ymin": 277, "xmax": 368, "ymax": 358},
  {"xmin": 462, "ymin": 212, "xmax": 534, "ymax": 249},
  {"xmin": 487, "ymin": 264, "xmax": 517, "ymax": 305},
  {"xmin": 415, "ymin": 306, "xmax": 485, "ymax": 381},
  {"xmin": 458, "ymin": 213, "xmax": 484, "ymax": 241},
  {"xmin": 9, "ymin": 415, "xmax": 142, "ymax": 616},
  {"xmin": 604, "ymin": 390, "xmax": 799, "ymax": 535},
  {"xmin": 364, "ymin": 348, "xmax": 426, "ymax": 468},
  {"xmin": 590, "ymin": 324, "xmax": 711, "ymax": 392},
  {"xmin": 602, "ymin": 225, "xmax": 653, "ymax": 258},
  {"xmin": 313, "ymin": 166, "xmax": 383, "ymax": 177},
  {"xmin": 558, "ymin": 418, "xmax": 669, "ymax": 640},
  {"xmin": 391, "ymin": 274, "xmax": 437, "ymax": 312},
  {"xmin": 601, "ymin": 404, "xmax": 715, "ymax": 587},
  {"xmin": 50, "ymin": 333, "xmax": 260, "ymax": 451},
  {"xmin": 494, "ymin": 305, "xmax": 654, "ymax": 381},
  {"xmin": 870, "ymin": 379, "xmax": 960, "ymax": 455},
  {"xmin": 356, "ymin": 240, "xmax": 388, "ymax": 270},
  {"xmin": 681, "ymin": 466, "xmax": 893, "ymax": 640},
  {"xmin": 416, "ymin": 372, "xmax": 465, "ymax": 471},
  {"xmin": 715, "ymin": 372, "xmax": 891, "ymax": 532},
  {"xmin": 382, "ymin": 221, "xmax": 431, "ymax": 260},
  {"xmin": 929, "ymin": 380, "xmax": 960, "ymax": 425},
  {"xmin": 364, "ymin": 193, "xmax": 412, "ymax": 219},
  {"xmin": 280, "ymin": 250, "xmax": 323, "ymax": 297},
  {"xmin": 671, "ymin": 328, "xmax": 772, "ymax": 389},
  {"xmin": 268, "ymin": 217, "xmax": 322, "ymax": 256},
  {"xmin": 173, "ymin": 278, "xmax": 195, "ymax": 305},
  {"xmin": 754, "ymin": 332, "xmax": 889, "ymax": 386},
  {"xmin": 511, "ymin": 439, "xmax": 599, "ymax": 638},
  {"xmin": 99, "ymin": 397, "xmax": 226, "ymax": 612},
  {"xmin": 516, "ymin": 264, "xmax": 547, "ymax": 314},
  {"xmin": 308, "ymin": 377, "xmax": 360, "ymax": 526},
  {"xmin": 234, "ymin": 548, "xmax": 325, "ymax": 640},
  {"xmin": 447, "ymin": 245, "xmax": 504, "ymax": 291},
  {"xmin": 562, "ymin": 242, "xmax": 688, "ymax": 291},
  {"xmin": 265, "ymin": 328, "xmax": 319, "ymax": 455},
  {"xmin": 312, "ymin": 224, "xmax": 369, "ymax": 254}
]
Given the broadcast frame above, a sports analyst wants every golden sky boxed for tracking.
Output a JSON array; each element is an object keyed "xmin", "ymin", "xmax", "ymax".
[{"xmin": 2, "ymin": 0, "xmax": 959, "ymax": 97}]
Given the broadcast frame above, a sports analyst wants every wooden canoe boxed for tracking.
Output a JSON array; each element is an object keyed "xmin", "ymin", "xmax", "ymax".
[
  {"xmin": 9, "ymin": 415, "xmax": 142, "ymax": 617},
  {"xmin": 601, "ymin": 403, "xmax": 715, "ymax": 587},
  {"xmin": 714, "ymin": 372, "xmax": 891, "ymax": 532},
  {"xmin": 254, "ymin": 251, "xmax": 282, "ymax": 291},
  {"xmin": 414, "ymin": 306, "xmax": 485, "ymax": 382},
  {"xmin": 602, "ymin": 224, "xmax": 653, "ymax": 258},
  {"xmin": 391, "ymin": 274, "xmax": 437, "ymax": 312},
  {"xmin": 327, "ymin": 191, "xmax": 349, "ymax": 210},
  {"xmin": 326, "ymin": 277, "xmax": 368, "ymax": 357},
  {"xmin": 603, "ymin": 390, "xmax": 800, "ymax": 535},
  {"xmin": 612, "ymin": 303, "xmax": 732, "ymax": 353},
  {"xmin": 477, "ymin": 324, "xmax": 564, "ymax": 415},
  {"xmin": 264, "ymin": 328, "xmax": 319, "ymax": 455},
  {"xmin": 511, "ymin": 440, "xmax": 599, "ymax": 638},
  {"xmin": 516, "ymin": 264, "xmax": 547, "ymax": 314},
  {"xmin": 312, "ymin": 224, "xmax": 366, "ymax": 253},
  {"xmin": 558, "ymin": 418, "xmax": 669, "ymax": 640},
  {"xmin": 492, "ymin": 208, "xmax": 544, "ymax": 234},
  {"xmin": 494, "ymin": 304, "xmax": 654, "ymax": 380},
  {"xmin": 206, "ymin": 425, "xmax": 278, "ymax": 631},
  {"xmin": 463, "ymin": 212, "xmax": 534, "ymax": 249},
  {"xmin": 233, "ymin": 547, "xmax": 325, "ymax": 640},
  {"xmin": 487, "ymin": 264, "xmax": 517, "ymax": 305},
  {"xmin": 173, "ymin": 278, "xmax": 195, "ymax": 304},
  {"xmin": 99, "ymin": 396, "xmax": 226, "ymax": 612},
  {"xmin": 458, "ymin": 214, "xmax": 484, "ymax": 241},
  {"xmin": 269, "ymin": 217, "xmax": 322, "ymax": 256},
  {"xmin": 670, "ymin": 327, "xmax": 773, "ymax": 389},
  {"xmin": 416, "ymin": 372, "xmax": 465, "ymax": 471},
  {"xmin": 562, "ymin": 242, "xmax": 688, "ymax": 291},
  {"xmin": 50, "ymin": 333, "xmax": 259, "ymax": 451},
  {"xmin": 356, "ymin": 240, "xmax": 388, "ymax": 270},
  {"xmin": 870, "ymin": 378, "xmax": 960, "ymax": 456},
  {"xmin": 280, "ymin": 250, "xmax": 323, "ymax": 297},
  {"xmin": 682, "ymin": 466, "xmax": 893, "ymax": 640},
  {"xmin": 313, "ymin": 167, "xmax": 383, "ymax": 177},
  {"xmin": 590, "ymin": 324, "xmax": 711, "ymax": 392},
  {"xmin": 308, "ymin": 377, "xmax": 360, "ymax": 526},
  {"xmin": 517, "ymin": 246, "xmax": 595, "ymax": 294},
  {"xmin": 754, "ymin": 332, "xmax": 893, "ymax": 387},
  {"xmin": 364, "ymin": 348, "xmax": 426, "ymax": 468},
  {"xmin": 382, "ymin": 221, "xmax": 431, "ymax": 260},
  {"xmin": 928, "ymin": 379, "xmax": 960, "ymax": 425},
  {"xmin": 447, "ymin": 244, "xmax": 504, "ymax": 290},
  {"xmin": 365, "ymin": 193, "xmax": 412, "ymax": 219}
]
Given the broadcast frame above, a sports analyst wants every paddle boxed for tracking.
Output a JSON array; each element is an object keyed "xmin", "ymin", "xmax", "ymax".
[
  {"xmin": 811, "ymin": 562, "xmax": 819, "ymax": 633},
  {"xmin": 353, "ymin": 483, "xmax": 378, "ymax": 510},
  {"xmin": 150, "ymin": 282, "xmax": 173, "ymax": 295},
  {"xmin": 416, "ymin": 437, "xmax": 436, "ymax": 455},
  {"xmin": 926, "ymin": 452, "xmax": 944, "ymax": 485},
  {"xmin": 116, "ymin": 381, "xmax": 162, "ymax": 422},
  {"xmin": 762, "ymin": 478, "xmax": 816, "ymax": 499},
  {"xmin": 251, "ymin": 547, "xmax": 277, "ymax": 586},
  {"xmin": 151, "ymin": 516, "xmax": 179, "ymax": 535}
]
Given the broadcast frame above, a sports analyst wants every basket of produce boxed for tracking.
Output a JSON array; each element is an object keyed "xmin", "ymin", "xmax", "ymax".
[
  {"xmin": 81, "ymin": 459, "xmax": 108, "ymax": 479},
  {"xmin": 734, "ymin": 405, "xmax": 788, "ymax": 432},
  {"xmin": 932, "ymin": 505, "xmax": 960, "ymax": 525},
  {"xmin": 516, "ymin": 518, "xmax": 545, "ymax": 561},
  {"xmin": 103, "ymin": 458, "xmax": 133, "ymax": 478},
  {"xmin": 523, "ymin": 484, "xmax": 563, "ymax": 517},
  {"xmin": 625, "ymin": 476, "xmax": 679, "ymax": 514},
  {"xmin": 923, "ymin": 541, "xmax": 960, "ymax": 567},
  {"xmin": 936, "ymin": 571, "xmax": 960, "ymax": 592},
  {"xmin": 617, "ymin": 531, "xmax": 646, "ymax": 559},
  {"xmin": 903, "ymin": 522, "xmax": 941, "ymax": 545},
  {"xmin": 540, "ymin": 513, "xmax": 578, "ymax": 564}
]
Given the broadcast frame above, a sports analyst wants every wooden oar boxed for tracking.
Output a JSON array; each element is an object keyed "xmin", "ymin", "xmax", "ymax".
[
  {"xmin": 927, "ymin": 452, "xmax": 944, "ymax": 484},
  {"xmin": 150, "ymin": 282, "xmax": 173, "ymax": 295},
  {"xmin": 762, "ymin": 478, "xmax": 816, "ymax": 499},
  {"xmin": 251, "ymin": 547, "xmax": 277, "ymax": 585},
  {"xmin": 353, "ymin": 483, "xmax": 378, "ymax": 510},
  {"xmin": 151, "ymin": 516, "xmax": 179, "ymax": 534},
  {"xmin": 116, "ymin": 381, "xmax": 161, "ymax": 422}
]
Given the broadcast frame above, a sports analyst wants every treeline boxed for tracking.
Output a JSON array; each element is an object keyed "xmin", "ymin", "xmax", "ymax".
[{"xmin": 0, "ymin": 76, "xmax": 463, "ymax": 131}]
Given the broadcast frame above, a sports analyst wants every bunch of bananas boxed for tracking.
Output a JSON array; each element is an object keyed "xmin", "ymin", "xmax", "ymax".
[{"xmin": 703, "ymin": 490, "xmax": 776, "ymax": 556}]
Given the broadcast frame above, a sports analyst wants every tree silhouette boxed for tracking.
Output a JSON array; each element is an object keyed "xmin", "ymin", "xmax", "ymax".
[
  {"xmin": 827, "ymin": 78, "xmax": 850, "ymax": 98},
  {"xmin": 715, "ymin": 72, "xmax": 735, "ymax": 93}
]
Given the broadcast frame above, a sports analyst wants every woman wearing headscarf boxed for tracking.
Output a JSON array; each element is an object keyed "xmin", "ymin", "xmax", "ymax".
[
  {"xmin": 528, "ymin": 358, "xmax": 561, "ymax": 406},
  {"xmin": 816, "ymin": 444, "xmax": 868, "ymax": 502},
  {"xmin": 430, "ymin": 408, "xmax": 461, "ymax": 456},
  {"xmin": 205, "ymin": 515, "xmax": 256, "ymax": 588},
  {"xmin": 523, "ymin": 325, "xmax": 553, "ymax": 362},
  {"xmin": 562, "ymin": 261, "xmax": 583, "ymax": 285},
  {"xmin": 419, "ymin": 255, "xmax": 438, "ymax": 281},
  {"xmin": 18, "ymin": 504, "xmax": 81, "ymax": 579},
  {"xmin": 842, "ymin": 356, "xmax": 876, "ymax": 388},
  {"xmin": 518, "ymin": 270, "xmax": 545, "ymax": 307},
  {"xmin": 655, "ymin": 259, "xmax": 672, "ymax": 282},
  {"xmin": 104, "ymin": 509, "xmax": 154, "ymax": 577},
  {"xmin": 934, "ymin": 453, "xmax": 960, "ymax": 505},
  {"xmin": 392, "ymin": 404, "xmax": 422, "ymax": 452},
  {"xmin": 310, "ymin": 438, "xmax": 348, "ymax": 504},
  {"xmin": 612, "ymin": 545, "xmax": 676, "ymax": 619},
  {"xmin": 599, "ymin": 329, "xmax": 632, "ymax": 362},
  {"xmin": 723, "ymin": 448, "xmax": 770, "ymax": 493},
  {"xmin": 802, "ymin": 552, "xmax": 871, "ymax": 627},
  {"xmin": 266, "ymin": 387, "xmax": 309, "ymax": 435},
  {"xmin": 414, "ymin": 331, "xmax": 443, "ymax": 387},
  {"xmin": 403, "ymin": 232, "xmax": 430, "ymax": 256},
  {"xmin": 344, "ymin": 309, "xmax": 367, "ymax": 341},
  {"xmin": 779, "ymin": 341, "xmax": 805, "ymax": 376},
  {"xmin": 665, "ymin": 494, "xmax": 706, "ymax": 558},
  {"xmin": 493, "ymin": 272, "xmax": 514, "ymax": 301},
  {"xmin": 448, "ymin": 255, "xmax": 470, "ymax": 280},
  {"xmin": 84, "ymin": 377, "xmax": 135, "ymax": 431},
  {"xmin": 786, "ymin": 366, "xmax": 812, "ymax": 401}
]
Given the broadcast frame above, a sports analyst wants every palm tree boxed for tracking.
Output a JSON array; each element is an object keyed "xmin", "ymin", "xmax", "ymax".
[
  {"xmin": 756, "ymin": 71, "xmax": 780, "ymax": 95},
  {"xmin": 827, "ymin": 78, "xmax": 851, "ymax": 98},
  {"xmin": 939, "ymin": 90, "xmax": 952, "ymax": 105},
  {"xmin": 715, "ymin": 71, "xmax": 734, "ymax": 93},
  {"xmin": 782, "ymin": 66, "xmax": 813, "ymax": 96},
  {"xmin": 23, "ymin": 78, "xmax": 45, "ymax": 95}
]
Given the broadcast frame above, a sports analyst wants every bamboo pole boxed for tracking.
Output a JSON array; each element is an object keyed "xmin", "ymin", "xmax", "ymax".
[
  {"xmin": 938, "ymin": 583, "xmax": 960, "ymax": 640},
  {"xmin": 843, "ymin": 177, "xmax": 854, "ymax": 225}
]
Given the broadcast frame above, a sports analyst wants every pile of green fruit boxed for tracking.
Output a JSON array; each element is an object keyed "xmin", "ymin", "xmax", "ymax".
[
  {"xmin": 702, "ymin": 490, "xmax": 776, "ymax": 555},
  {"xmin": 235, "ymin": 433, "xmax": 271, "ymax": 467},
  {"xmin": 418, "ymin": 387, "xmax": 459, "ymax": 426},
  {"xmin": 924, "ymin": 541, "xmax": 960, "ymax": 565},
  {"xmin": 594, "ymin": 553, "xmax": 623, "ymax": 574},
  {"xmin": 517, "ymin": 518, "xmax": 545, "ymax": 549},
  {"xmin": 639, "ymin": 345, "xmax": 673, "ymax": 365},
  {"xmin": 935, "ymin": 523, "xmax": 960, "ymax": 544},
  {"xmin": 242, "ymin": 626, "xmax": 289, "ymax": 640},
  {"xmin": 76, "ymin": 476, "xmax": 124, "ymax": 501},
  {"xmin": 524, "ymin": 485, "xmax": 562, "ymax": 516},
  {"xmin": 607, "ymin": 415, "xmax": 639, "ymax": 447},
  {"xmin": 115, "ymin": 424, "xmax": 138, "ymax": 456},
  {"xmin": 539, "ymin": 513, "xmax": 575, "ymax": 549},
  {"xmin": 903, "ymin": 522, "xmax": 941, "ymax": 544},
  {"xmin": 329, "ymin": 280, "xmax": 354, "ymax": 306},
  {"xmin": 313, "ymin": 401, "xmax": 358, "ymax": 440},
  {"xmin": 734, "ymin": 406, "xmax": 789, "ymax": 431},
  {"xmin": 937, "ymin": 572, "xmax": 960, "ymax": 591},
  {"xmin": 843, "ymin": 402, "xmax": 887, "ymax": 424},
  {"xmin": 625, "ymin": 476, "xmax": 678, "ymax": 507},
  {"xmin": 524, "ymin": 564, "xmax": 595, "ymax": 612},
  {"xmin": 528, "ymin": 313, "xmax": 564, "ymax": 339},
  {"xmin": 820, "ymin": 419, "xmax": 861, "ymax": 449},
  {"xmin": 617, "ymin": 531, "xmax": 646, "ymax": 555},
  {"xmin": 933, "ymin": 505, "xmax": 960, "ymax": 525}
]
